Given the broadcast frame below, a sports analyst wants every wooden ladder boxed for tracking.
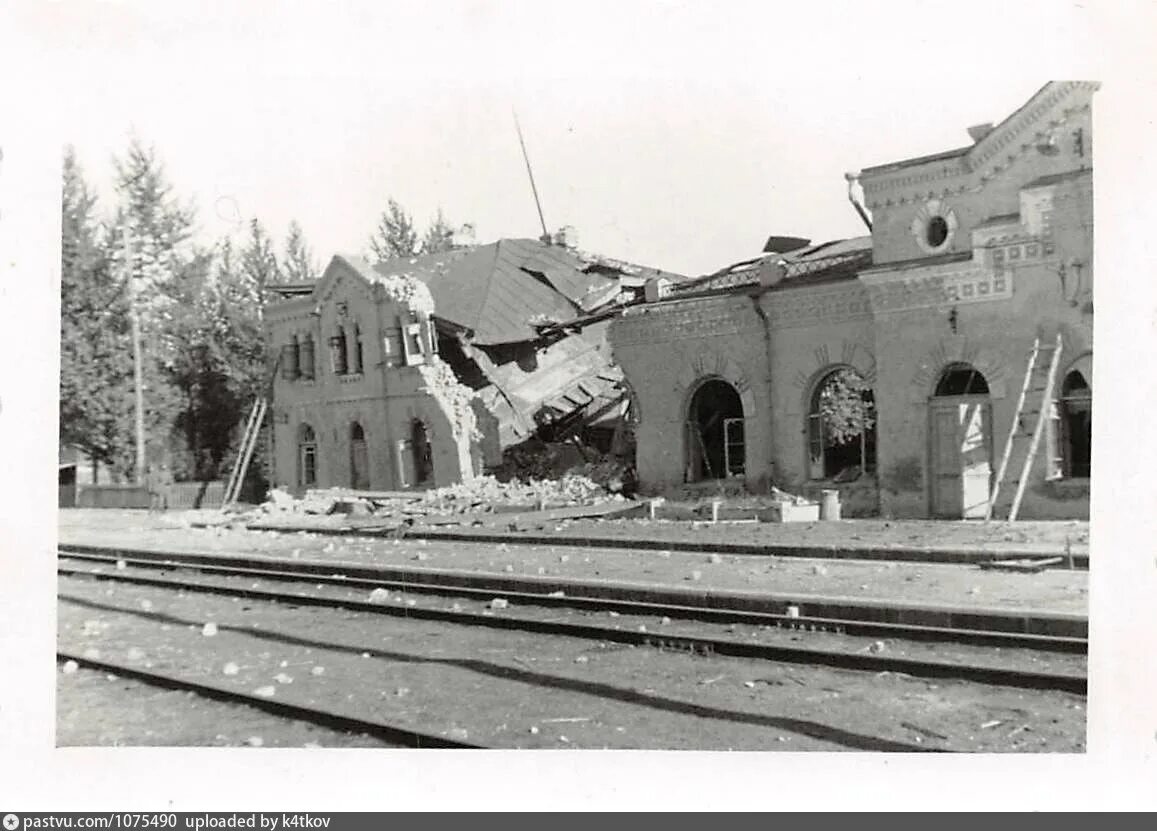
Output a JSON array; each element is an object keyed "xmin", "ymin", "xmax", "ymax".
[
  {"xmin": 223, "ymin": 398, "xmax": 267, "ymax": 508},
  {"xmin": 986, "ymin": 332, "xmax": 1064, "ymax": 521}
]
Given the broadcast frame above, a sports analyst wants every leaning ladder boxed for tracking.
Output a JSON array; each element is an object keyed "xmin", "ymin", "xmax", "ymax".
[
  {"xmin": 223, "ymin": 398, "xmax": 267, "ymax": 508},
  {"xmin": 986, "ymin": 332, "xmax": 1064, "ymax": 521}
]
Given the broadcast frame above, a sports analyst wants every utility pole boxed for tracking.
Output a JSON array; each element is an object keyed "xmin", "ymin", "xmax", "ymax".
[
  {"xmin": 123, "ymin": 225, "xmax": 147, "ymax": 485},
  {"xmin": 513, "ymin": 109, "xmax": 550, "ymax": 243}
]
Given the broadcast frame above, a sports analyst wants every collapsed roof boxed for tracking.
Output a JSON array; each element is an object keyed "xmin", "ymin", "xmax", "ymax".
[
  {"xmin": 267, "ymin": 238, "xmax": 687, "ymax": 455},
  {"xmin": 370, "ymin": 238, "xmax": 683, "ymax": 346}
]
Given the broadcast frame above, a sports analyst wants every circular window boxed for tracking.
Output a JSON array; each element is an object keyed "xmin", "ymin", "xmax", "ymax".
[
  {"xmin": 910, "ymin": 200, "xmax": 958, "ymax": 254},
  {"xmin": 926, "ymin": 216, "xmax": 949, "ymax": 248}
]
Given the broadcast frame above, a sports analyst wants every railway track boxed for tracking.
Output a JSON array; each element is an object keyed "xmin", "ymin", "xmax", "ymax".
[
  {"xmin": 58, "ymin": 544, "xmax": 1088, "ymax": 649},
  {"xmin": 56, "ymin": 652, "xmax": 484, "ymax": 749},
  {"xmin": 58, "ymin": 549, "xmax": 1087, "ymax": 694}
]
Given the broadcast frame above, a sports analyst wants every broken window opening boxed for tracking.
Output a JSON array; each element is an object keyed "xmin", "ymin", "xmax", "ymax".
[
  {"xmin": 1055, "ymin": 370, "xmax": 1091, "ymax": 479},
  {"xmin": 935, "ymin": 363, "xmax": 989, "ymax": 396},
  {"xmin": 297, "ymin": 424, "xmax": 317, "ymax": 488},
  {"xmin": 329, "ymin": 329, "xmax": 349, "ymax": 375},
  {"xmin": 401, "ymin": 313, "xmax": 426, "ymax": 366},
  {"xmin": 808, "ymin": 367, "xmax": 877, "ymax": 481},
  {"xmin": 686, "ymin": 378, "xmax": 744, "ymax": 482},
  {"xmin": 411, "ymin": 419, "xmax": 434, "ymax": 485}
]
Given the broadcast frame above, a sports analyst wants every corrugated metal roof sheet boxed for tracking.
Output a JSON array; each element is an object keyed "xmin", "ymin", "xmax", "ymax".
[
  {"xmin": 371, "ymin": 238, "xmax": 630, "ymax": 345},
  {"xmin": 670, "ymin": 237, "xmax": 874, "ymax": 295}
]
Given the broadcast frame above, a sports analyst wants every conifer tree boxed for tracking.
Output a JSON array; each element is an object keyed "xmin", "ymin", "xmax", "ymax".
[
  {"xmin": 368, "ymin": 198, "xmax": 418, "ymax": 263},
  {"xmin": 420, "ymin": 208, "xmax": 458, "ymax": 254},
  {"xmin": 59, "ymin": 147, "xmax": 133, "ymax": 479},
  {"xmin": 283, "ymin": 219, "xmax": 319, "ymax": 283}
]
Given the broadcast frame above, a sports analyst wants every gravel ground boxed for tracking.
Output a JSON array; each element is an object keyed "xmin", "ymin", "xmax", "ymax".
[
  {"xmin": 56, "ymin": 666, "xmax": 398, "ymax": 748},
  {"xmin": 59, "ymin": 558, "xmax": 1088, "ymax": 677},
  {"xmin": 58, "ymin": 574, "xmax": 1086, "ymax": 751},
  {"xmin": 59, "ymin": 510, "xmax": 1089, "ymax": 614}
]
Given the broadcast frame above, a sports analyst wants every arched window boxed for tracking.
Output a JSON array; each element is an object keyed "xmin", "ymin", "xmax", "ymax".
[
  {"xmin": 350, "ymin": 422, "xmax": 369, "ymax": 489},
  {"xmin": 935, "ymin": 363, "xmax": 989, "ymax": 396},
  {"xmin": 282, "ymin": 335, "xmax": 301, "ymax": 380},
  {"xmin": 329, "ymin": 327, "xmax": 349, "ymax": 375},
  {"xmin": 352, "ymin": 324, "xmax": 364, "ymax": 374},
  {"xmin": 411, "ymin": 419, "xmax": 434, "ymax": 484},
  {"xmin": 1055, "ymin": 370, "xmax": 1091, "ymax": 478},
  {"xmin": 297, "ymin": 424, "xmax": 317, "ymax": 487},
  {"xmin": 300, "ymin": 333, "xmax": 315, "ymax": 380},
  {"xmin": 808, "ymin": 367, "xmax": 876, "ymax": 480}
]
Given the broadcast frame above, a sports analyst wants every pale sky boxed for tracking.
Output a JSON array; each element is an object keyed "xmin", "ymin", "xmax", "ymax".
[{"xmin": 5, "ymin": 0, "xmax": 1122, "ymax": 276}]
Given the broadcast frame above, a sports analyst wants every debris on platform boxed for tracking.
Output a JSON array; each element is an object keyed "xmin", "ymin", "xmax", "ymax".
[
  {"xmin": 368, "ymin": 588, "xmax": 391, "ymax": 604},
  {"xmin": 901, "ymin": 721, "xmax": 949, "ymax": 741},
  {"xmin": 978, "ymin": 557, "xmax": 1064, "ymax": 573}
]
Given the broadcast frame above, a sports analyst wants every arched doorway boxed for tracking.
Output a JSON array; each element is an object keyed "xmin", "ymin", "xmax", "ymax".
[
  {"xmin": 686, "ymin": 378, "xmax": 745, "ymax": 481},
  {"xmin": 1056, "ymin": 370, "xmax": 1091, "ymax": 478},
  {"xmin": 349, "ymin": 422, "xmax": 369, "ymax": 489},
  {"xmin": 929, "ymin": 363, "xmax": 992, "ymax": 518}
]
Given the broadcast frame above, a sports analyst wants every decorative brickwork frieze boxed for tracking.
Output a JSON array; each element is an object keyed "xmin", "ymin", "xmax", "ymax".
[
  {"xmin": 763, "ymin": 284, "xmax": 872, "ymax": 330},
  {"xmin": 611, "ymin": 300, "xmax": 760, "ymax": 347}
]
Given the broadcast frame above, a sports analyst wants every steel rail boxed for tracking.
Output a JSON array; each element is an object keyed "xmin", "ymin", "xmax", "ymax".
[
  {"xmin": 58, "ymin": 546, "xmax": 1088, "ymax": 652},
  {"xmin": 56, "ymin": 652, "xmax": 485, "ymax": 749},
  {"xmin": 58, "ymin": 565, "xmax": 1087, "ymax": 695}
]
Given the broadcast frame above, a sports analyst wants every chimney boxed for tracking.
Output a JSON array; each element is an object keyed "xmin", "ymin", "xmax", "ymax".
[
  {"xmin": 967, "ymin": 122, "xmax": 994, "ymax": 143},
  {"xmin": 552, "ymin": 225, "xmax": 577, "ymax": 248},
  {"xmin": 644, "ymin": 277, "xmax": 671, "ymax": 302},
  {"xmin": 452, "ymin": 223, "xmax": 476, "ymax": 248},
  {"xmin": 757, "ymin": 257, "xmax": 787, "ymax": 288}
]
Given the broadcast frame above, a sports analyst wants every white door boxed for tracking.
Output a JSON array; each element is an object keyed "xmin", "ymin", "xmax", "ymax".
[{"xmin": 930, "ymin": 398, "xmax": 993, "ymax": 518}]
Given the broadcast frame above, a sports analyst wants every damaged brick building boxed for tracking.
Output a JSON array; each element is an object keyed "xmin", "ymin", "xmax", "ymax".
[
  {"xmin": 610, "ymin": 81, "xmax": 1095, "ymax": 519},
  {"xmin": 264, "ymin": 237, "xmax": 683, "ymax": 493}
]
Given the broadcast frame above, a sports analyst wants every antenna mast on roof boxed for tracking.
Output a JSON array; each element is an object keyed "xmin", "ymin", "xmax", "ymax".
[{"xmin": 513, "ymin": 109, "xmax": 551, "ymax": 243}]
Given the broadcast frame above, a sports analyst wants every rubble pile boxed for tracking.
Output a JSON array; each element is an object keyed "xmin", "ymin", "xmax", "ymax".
[
  {"xmin": 422, "ymin": 472, "xmax": 624, "ymax": 512},
  {"xmin": 371, "ymin": 272, "xmax": 435, "ymax": 315},
  {"xmin": 492, "ymin": 441, "xmax": 588, "ymax": 481},
  {"xmin": 492, "ymin": 440, "xmax": 632, "ymax": 492}
]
